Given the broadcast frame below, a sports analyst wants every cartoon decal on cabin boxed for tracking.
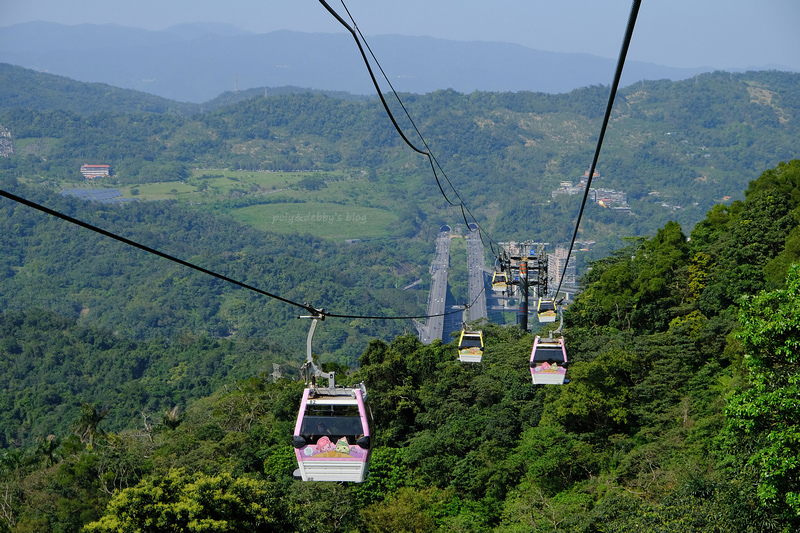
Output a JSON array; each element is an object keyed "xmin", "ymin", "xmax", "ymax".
[
  {"xmin": 531, "ymin": 361, "xmax": 567, "ymax": 378},
  {"xmin": 301, "ymin": 435, "xmax": 366, "ymax": 459},
  {"xmin": 335, "ymin": 437, "xmax": 352, "ymax": 455}
]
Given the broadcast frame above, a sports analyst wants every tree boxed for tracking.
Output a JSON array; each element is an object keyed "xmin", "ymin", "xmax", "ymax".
[
  {"xmin": 699, "ymin": 185, "xmax": 796, "ymax": 315},
  {"xmin": 359, "ymin": 487, "xmax": 444, "ymax": 533},
  {"xmin": 504, "ymin": 425, "xmax": 598, "ymax": 497},
  {"xmin": 725, "ymin": 264, "xmax": 800, "ymax": 526},
  {"xmin": 540, "ymin": 347, "xmax": 641, "ymax": 434},
  {"xmin": 83, "ymin": 468, "xmax": 280, "ymax": 532},
  {"xmin": 72, "ymin": 403, "xmax": 110, "ymax": 447},
  {"xmin": 629, "ymin": 221, "xmax": 690, "ymax": 331}
]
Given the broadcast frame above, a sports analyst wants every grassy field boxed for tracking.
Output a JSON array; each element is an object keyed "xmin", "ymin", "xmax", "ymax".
[
  {"xmin": 124, "ymin": 181, "xmax": 195, "ymax": 199},
  {"xmin": 230, "ymin": 202, "xmax": 399, "ymax": 239},
  {"xmin": 45, "ymin": 169, "xmax": 406, "ymax": 239},
  {"xmin": 118, "ymin": 170, "xmax": 345, "ymax": 201}
]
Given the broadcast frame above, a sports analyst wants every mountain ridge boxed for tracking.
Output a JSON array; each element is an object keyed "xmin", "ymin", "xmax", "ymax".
[{"xmin": 0, "ymin": 21, "xmax": 736, "ymax": 103}]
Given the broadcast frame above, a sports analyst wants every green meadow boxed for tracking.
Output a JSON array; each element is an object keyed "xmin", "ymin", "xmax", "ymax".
[
  {"xmin": 48, "ymin": 169, "xmax": 403, "ymax": 239},
  {"xmin": 230, "ymin": 202, "xmax": 398, "ymax": 239},
  {"xmin": 120, "ymin": 170, "xmax": 342, "ymax": 200},
  {"xmin": 119, "ymin": 170, "xmax": 399, "ymax": 239}
]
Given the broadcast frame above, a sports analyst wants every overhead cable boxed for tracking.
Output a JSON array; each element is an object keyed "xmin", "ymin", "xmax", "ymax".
[
  {"xmin": 319, "ymin": 0, "xmax": 502, "ymax": 247},
  {"xmin": 554, "ymin": 0, "xmax": 641, "ymax": 298},
  {"xmin": 0, "ymin": 189, "xmax": 461, "ymax": 321}
]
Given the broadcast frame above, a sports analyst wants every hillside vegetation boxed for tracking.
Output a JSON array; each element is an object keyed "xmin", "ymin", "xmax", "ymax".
[
  {"xmin": 0, "ymin": 180, "xmax": 431, "ymax": 363},
  {"xmin": 1, "ymin": 66, "xmax": 799, "ymax": 259},
  {"xmin": 1, "ymin": 161, "xmax": 800, "ymax": 532},
  {"xmin": 1, "ymin": 65, "xmax": 800, "ymax": 531}
]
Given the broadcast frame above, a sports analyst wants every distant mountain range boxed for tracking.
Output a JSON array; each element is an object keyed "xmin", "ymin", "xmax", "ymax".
[{"xmin": 0, "ymin": 21, "xmax": 747, "ymax": 103}]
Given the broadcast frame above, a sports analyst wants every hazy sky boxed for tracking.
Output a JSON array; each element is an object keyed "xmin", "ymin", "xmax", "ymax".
[{"xmin": 3, "ymin": 0, "xmax": 799, "ymax": 71}]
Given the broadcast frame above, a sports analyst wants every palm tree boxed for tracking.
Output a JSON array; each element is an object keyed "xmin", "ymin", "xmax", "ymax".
[
  {"xmin": 72, "ymin": 403, "xmax": 110, "ymax": 446},
  {"xmin": 162, "ymin": 405, "xmax": 182, "ymax": 430},
  {"xmin": 35, "ymin": 434, "xmax": 60, "ymax": 467}
]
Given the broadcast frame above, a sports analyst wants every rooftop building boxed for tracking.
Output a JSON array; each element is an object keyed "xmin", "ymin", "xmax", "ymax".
[{"xmin": 80, "ymin": 164, "xmax": 110, "ymax": 179}]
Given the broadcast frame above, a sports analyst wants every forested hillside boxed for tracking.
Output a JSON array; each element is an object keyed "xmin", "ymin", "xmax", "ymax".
[
  {"xmin": 0, "ymin": 64, "xmax": 197, "ymax": 116},
  {"xmin": 0, "ymin": 180, "xmax": 427, "ymax": 361},
  {"xmin": 2, "ymin": 65, "xmax": 800, "ymax": 531},
  {"xmin": 1, "ymin": 66, "xmax": 798, "ymax": 258},
  {"xmin": 2, "ymin": 160, "xmax": 800, "ymax": 530}
]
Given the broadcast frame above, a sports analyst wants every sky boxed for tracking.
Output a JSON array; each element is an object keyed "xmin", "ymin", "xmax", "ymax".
[{"xmin": 2, "ymin": 0, "xmax": 799, "ymax": 72}]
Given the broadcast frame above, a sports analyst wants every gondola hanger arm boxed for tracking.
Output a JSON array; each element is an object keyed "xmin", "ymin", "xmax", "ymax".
[{"xmin": 298, "ymin": 307, "xmax": 337, "ymax": 389}]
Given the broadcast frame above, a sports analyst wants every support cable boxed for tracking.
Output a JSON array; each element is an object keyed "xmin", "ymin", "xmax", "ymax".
[
  {"xmin": 553, "ymin": 0, "xmax": 641, "ymax": 298},
  {"xmin": 319, "ymin": 0, "xmax": 503, "ymax": 250},
  {"xmin": 0, "ymin": 189, "xmax": 462, "ymax": 321}
]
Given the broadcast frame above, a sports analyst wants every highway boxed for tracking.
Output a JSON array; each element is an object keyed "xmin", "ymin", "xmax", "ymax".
[
  {"xmin": 417, "ymin": 231, "xmax": 452, "ymax": 344},
  {"xmin": 465, "ymin": 228, "xmax": 488, "ymax": 322},
  {"xmin": 413, "ymin": 236, "xmax": 580, "ymax": 341}
]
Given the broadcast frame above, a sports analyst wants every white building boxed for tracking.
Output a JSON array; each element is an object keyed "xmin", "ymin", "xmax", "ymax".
[
  {"xmin": 548, "ymin": 246, "xmax": 576, "ymax": 289},
  {"xmin": 80, "ymin": 164, "xmax": 110, "ymax": 179}
]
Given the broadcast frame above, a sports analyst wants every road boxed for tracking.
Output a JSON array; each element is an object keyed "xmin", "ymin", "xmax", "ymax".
[
  {"xmin": 465, "ymin": 229, "xmax": 488, "ymax": 322},
  {"xmin": 417, "ymin": 231, "xmax": 452, "ymax": 344}
]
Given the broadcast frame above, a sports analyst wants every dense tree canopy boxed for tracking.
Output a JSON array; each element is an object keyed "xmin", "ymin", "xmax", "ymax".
[
  {"xmin": 2, "ymin": 62, "xmax": 800, "ymax": 531},
  {"xmin": 725, "ymin": 264, "xmax": 800, "ymax": 521}
]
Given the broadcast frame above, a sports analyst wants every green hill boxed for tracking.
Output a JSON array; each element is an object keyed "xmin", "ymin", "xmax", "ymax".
[
  {"xmin": 1, "ymin": 64, "xmax": 800, "ymax": 532},
  {"xmin": 2, "ymin": 159, "xmax": 800, "ymax": 531},
  {"xmin": 2, "ymin": 67, "xmax": 799, "ymax": 262},
  {"xmin": 0, "ymin": 63, "xmax": 198, "ymax": 115}
]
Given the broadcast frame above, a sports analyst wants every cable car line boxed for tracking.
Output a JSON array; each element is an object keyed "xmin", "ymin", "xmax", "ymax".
[
  {"xmin": 329, "ymin": 0, "xmax": 506, "ymax": 253},
  {"xmin": 328, "ymin": 284, "xmax": 486, "ymax": 320},
  {"xmin": 319, "ymin": 0, "xmax": 503, "ymax": 249},
  {"xmin": 553, "ymin": 0, "xmax": 641, "ymax": 298},
  {"xmin": 0, "ymin": 188, "xmax": 463, "ymax": 322},
  {"xmin": 324, "ymin": 308, "xmax": 462, "ymax": 320},
  {"xmin": 332, "ymin": 0, "xmax": 462, "ymax": 209},
  {"xmin": 0, "ymin": 188, "xmax": 317, "ymax": 313},
  {"xmin": 329, "ymin": 0, "xmax": 472, "ymax": 217},
  {"xmin": 317, "ymin": 0, "xmax": 428, "ymax": 158},
  {"xmin": 462, "ymin": 285, "xmax": 487, "ymax": 311}
]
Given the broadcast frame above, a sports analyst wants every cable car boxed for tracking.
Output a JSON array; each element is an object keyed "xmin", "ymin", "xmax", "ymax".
[
  {"xmin": 491, "ymin": 271, "xmax": 508, "ymax": 292},
  {"xmin": 537, "ymin": 298, "xmax": 557, "ymax": 323},
  {"xmin": 530, "ymin": 336, "xmax": 568, "ymax": 385},
  {"xmin": 293, "ymin": 383, "xmax": 372, "ymax": 482},
  {"xmin": 457, "ymin": 328, "xmax": 484, "ymax": 363},
  {"xmin": 292, "ymin": 310, "xmax": 372, "ymax": 482}
]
